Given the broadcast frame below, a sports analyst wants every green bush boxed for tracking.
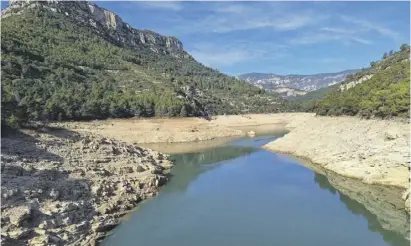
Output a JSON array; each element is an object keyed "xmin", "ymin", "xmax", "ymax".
[{"xmin": 310, "ymin": 46, "xmax": 410, "ymax": 119}]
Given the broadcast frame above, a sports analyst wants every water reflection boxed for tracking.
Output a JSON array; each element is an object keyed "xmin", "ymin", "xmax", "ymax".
[
  {"xmin": 166, "ymin": 145, "xmax": 256, "ymax": 192},
  {"xmin": 105, "ymin": 135, "xmax": 409, "ymax": 246},
  {"xmin": 314, "ymin": 171, "xmax": 410, "ymax": 246}
]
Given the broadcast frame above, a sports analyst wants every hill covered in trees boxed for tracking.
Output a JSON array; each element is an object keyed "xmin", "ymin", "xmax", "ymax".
[
  {"xmin": 1, "ymin": 1, "xmax": 286, "ymax": 127},
  {"xmin": 299, "ymin": 45, "xmax": 410, "ymax": 118}
]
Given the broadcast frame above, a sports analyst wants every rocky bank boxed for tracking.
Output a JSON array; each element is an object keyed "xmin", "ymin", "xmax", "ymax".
[
  {"xmin": 264, "ymin": 116, "xmax": 410, "ymax": 211},
  {"xmin": 1, "ymin": 127, "xmax": 173, "ymax": 245}
]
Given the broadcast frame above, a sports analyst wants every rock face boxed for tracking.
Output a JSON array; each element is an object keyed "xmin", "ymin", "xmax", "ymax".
[
  {"xmin": 1, "ymin": 128, "xmax": 173, "ymax": 245},
  {"xmin": 339, "ymin": 74, "xmax": 373, "ymax": 91},
  {"xmin": 270, "ymin": 87, "xmax": 307, "ymax": 98},
  {"xmin": 238, "ymin": 69, "xmax": 359, "ymax": 93},
  {"xmin": 264, "ymin": 116, "xmax": 410, "ymax": 211},
  {"xmin": 2, "ymin": 0, "xmax": 187, "ymax": 58}
]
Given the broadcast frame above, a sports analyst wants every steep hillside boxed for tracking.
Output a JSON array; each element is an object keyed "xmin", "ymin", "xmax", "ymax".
[
  {"xmin": 310, "ymin": 45, "xmax": 410, "ymax": 118},
  {"xmin": 293, "ymin": 84, "xmax": 339, "ymax": 102},
  {"xmin": 1, "ymin": 1, "xmax": 285, "ymax": 127},
  {"xmin": 238, "ymin": 69, "xmax": 359, "ymax": 92}
]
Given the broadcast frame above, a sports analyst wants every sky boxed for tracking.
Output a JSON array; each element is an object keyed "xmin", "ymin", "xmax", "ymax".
[{"xmin": 2, "ymin": 1, "xmax": 410, "ymax": 76}]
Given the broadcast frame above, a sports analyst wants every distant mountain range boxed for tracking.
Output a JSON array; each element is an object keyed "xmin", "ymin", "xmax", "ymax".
[{"xmin": 238, "ymin": 70, "xmax": 360, "ymax": 96}]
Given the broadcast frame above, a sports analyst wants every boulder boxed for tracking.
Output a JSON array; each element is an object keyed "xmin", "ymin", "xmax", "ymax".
[
  {"xmin": 49, "ymin": 188, "xmax": 60, "ymax": 200},
  {"xmin": 119, "ymin": 166, "xmax": 134, "ymax": 174},
  {"xmin": 29, "ymin": 235, "xmax": 49, "ymax": 245},
  {"xmin": 8, "ymin": 228, "xmax": 32, "ymax": 239},
  {"xmin": 38, "ymin": 220, "xmax": 57, "ymax": 230},
  {"xmin": 92, "ymin": 220, "xmax": 119, "ymax": 233},
  {"xmin": 136, "ymin": 165, "xmax": 145, "ymax": 172},
  {"xmin": 48, "ymin": 234, "xmax": 62, "ymax": 244},
  {"xmin": 9, "ymin": 205, "xmax": 32, "ymax": 226},
  {"xmin": 384, "ymin": 130, "xmax": 399, "ymax": 141},
  {"xmin": 155, "ymin": 176, "xmax": 167, "ymax": 187},
  {"xmin": 402, "ymin": 188, "xmax": 410, "ymax": 213}
]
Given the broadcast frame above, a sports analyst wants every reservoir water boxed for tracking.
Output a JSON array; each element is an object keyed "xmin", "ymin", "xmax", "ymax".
[{"xmin": 103, "ymin": 133, "xmax": 410, "ymax": 246}]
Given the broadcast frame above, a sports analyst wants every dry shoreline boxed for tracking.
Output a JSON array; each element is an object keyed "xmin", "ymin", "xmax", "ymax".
[
  {"xmin": 2, "ymin": 112, "xmax": 409, "ymax": 244},
  {"xmin": 263, "ymin": 115, "xmax": 410, "ymax": 211},
  {"xmin": 1, "ymin": 129, "xmax": 174, "ymax": 245},
  {"xmin": 52, "ymin": 113, "xmax": 312, "ymax": 145},
  {"xmin": 0, "ymin": 113, "xmax": 311, "ymax": 245},
  {"xmin": 56, "ymin": 113, "xmax": 409, "ymax": 201}
]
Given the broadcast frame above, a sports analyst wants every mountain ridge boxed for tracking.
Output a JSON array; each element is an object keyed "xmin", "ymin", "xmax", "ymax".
[
  {"xmin": 239, "ymin": 69, "xmax": 359, "ymax": 78},
  {"xmin": 238, "ymin": 69, "xmax": 360, "ymax": 92},
  {"xmin": 1, "ymin": 0, "xmax": 287, "ymax": 127},
  {"xmin": 2, "ymin": 0, "xmax": 188, "ymax": 58}
]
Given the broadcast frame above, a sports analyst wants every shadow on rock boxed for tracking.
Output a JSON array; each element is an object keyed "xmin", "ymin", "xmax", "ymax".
[
  {"xmin": 1, "ymin": 128, "xmax": 64, "ymax": 163},
  {"xmin": 1, "ymin": 127, "xmax": 173, "ymax": 245}
]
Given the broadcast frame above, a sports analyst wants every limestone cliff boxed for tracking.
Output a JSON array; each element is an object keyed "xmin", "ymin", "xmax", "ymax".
[
  {"xmin": 2, "ymin": 0, "xmax": 188, "ymax": 58},
  {"xmin": 339, "ymin": 74, "xmax": 373, "ymax": 91}
]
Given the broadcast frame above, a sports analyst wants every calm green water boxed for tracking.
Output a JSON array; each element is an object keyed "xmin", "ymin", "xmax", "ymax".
[{"xmin": 104, "ymin": 134, "xmax": 410, "ymax": 246}]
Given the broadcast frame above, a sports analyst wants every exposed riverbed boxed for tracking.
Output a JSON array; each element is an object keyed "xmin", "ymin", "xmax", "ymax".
[{"xmin": 103, "ymin": 133, "xmax": 410, "ymax": 246}]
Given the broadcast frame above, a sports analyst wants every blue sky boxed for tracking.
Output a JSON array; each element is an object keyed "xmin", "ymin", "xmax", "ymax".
[
  {"xmin": 95, "ymin": 1, "xmax": 410, "ymax": 76},
  {"xmin": 2, "ymin": 1, "xmax": 410, "ymax": 75}
]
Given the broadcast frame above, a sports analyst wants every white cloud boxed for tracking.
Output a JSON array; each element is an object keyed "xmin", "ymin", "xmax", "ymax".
[
  {"xmin": 299, "ymin": 57, "xmax": 347, "ymax": 63},
  {"xmin": 350, "ymin": 37, "xmax": 372, "ymax": 45},
  {"xmin": 211, "ymin": 11, "xmax": 326, "ymax": 33},
  {"xmin": 290, "ymin": 31, "xmax": 372, "ymax": 46},
  {"xmin": 167, "ymin": 3, "xmax": 327, "ymax": 34},
  {"xmin": 136, "ymin": 2, "xmax": 401, "ymax": 54},
  {"xmin": 304, "ymin": 14, "xmax": 400, "ymax": 46},
  {"xmin": 320, "ymin": 27, "xmax": 355, "ymax": 34},
  {"xmin": 291, "ymin": 20, "xmax": 380, "ymax": 46},
  {"xmin": 290, "ymin": 33, "xmax": 340, "ymax": 45},
  {"xmin": 214, "ymin": 4, "xmax": 249, "ymax": 14},
  {"xmin": 137, "ymin": 1, "xmax": 183, "ymax": 11},
  {"xmin": 190, "ymin": 49, "xmax": 248, "ymax": 67},
  {"xmin": 339, "ymin": 15, "xmax": 400, "ymax": 41},
  {"xmin": 188, "ymin": 42, "xmax": 288, "ymax": 67}
]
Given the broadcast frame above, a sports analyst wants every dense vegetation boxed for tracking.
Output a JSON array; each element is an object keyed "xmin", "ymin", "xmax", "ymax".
[
  {"xmin": 298, "ymin": 45, "xmax": 410, "ymax": 118},
  {"xmin": 1, "ymin": 6, "xmax": 285, "ymax": 127},
  {"xmin": 286, "ymin": 84, "xmax": 341, "ymax": 112}
]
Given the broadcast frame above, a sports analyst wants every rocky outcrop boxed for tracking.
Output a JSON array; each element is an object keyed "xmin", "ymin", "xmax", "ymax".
[
  {"xmin": 1, "ymin": 128, "xmax": 173, "ymax": 245},
  {"xmin": 339, "ymin": 74, "xmax": 373, "ymax": 91},
  {"xmin": 2, "ymin": 0, "xmax": 188, "ymax": 58},
  {"xmin": 264, "ymin": 116, "xmax": 410, "ymax": 211},
  {"xmin": 270, "ymin": 87, "xmax": 307, "ymax": 97}
]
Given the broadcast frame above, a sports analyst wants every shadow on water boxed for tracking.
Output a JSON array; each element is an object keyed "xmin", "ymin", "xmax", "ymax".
[
  {"xmin": 314, "ymin": 171, "xmax": 410, "ymax": 246},
  {"xmin": 166, "ymin": 145, "xmax": 256, "ymax": 192}
]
